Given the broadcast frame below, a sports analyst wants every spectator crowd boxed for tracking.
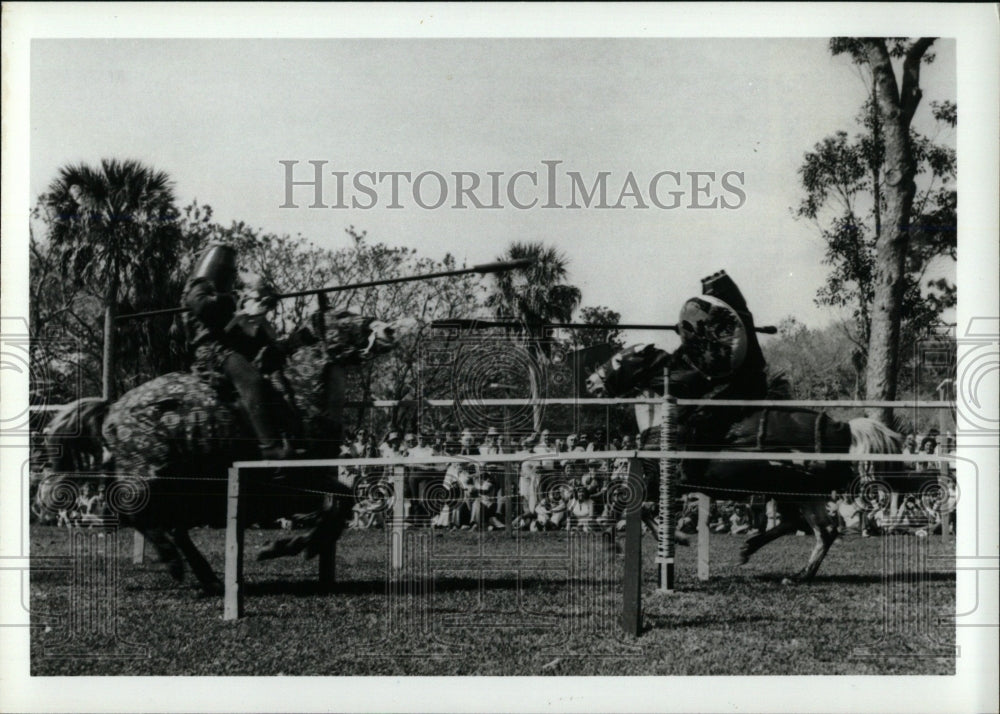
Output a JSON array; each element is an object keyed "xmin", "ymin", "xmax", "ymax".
[
  {"xmin": 336, "ymin": 427, "xmax": 643, "ymax": 532},
  {"xmin": 35, "ymin": 425, "xmax": 957, "ymax": 540}
]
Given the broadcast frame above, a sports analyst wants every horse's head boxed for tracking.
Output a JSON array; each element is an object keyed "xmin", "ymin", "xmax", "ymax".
[
  {"xmin": 586, "ymin": 344, "xmax": 670, "ymax": 398},
  {"xmin": 307, "ymin": 311, "xmax": 422, "ymax": 364},
  {"xmin": 364, "ymin": 316, "xmax": 421, "ymax": 357}
]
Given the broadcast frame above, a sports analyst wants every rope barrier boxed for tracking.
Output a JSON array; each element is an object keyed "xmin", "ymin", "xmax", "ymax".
[{"xmin": 28, "ymin": 397, "xmax": 957, "ymax": 412}]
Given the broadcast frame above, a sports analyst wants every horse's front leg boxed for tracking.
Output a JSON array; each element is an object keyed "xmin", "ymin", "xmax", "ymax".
[
  {"xmin": 134, "ymin": 525, "xmax": 184, "ymax": 582},
  {"xmin": 170, "ymin": 527, "xmax": 223, "ymax": 595}
]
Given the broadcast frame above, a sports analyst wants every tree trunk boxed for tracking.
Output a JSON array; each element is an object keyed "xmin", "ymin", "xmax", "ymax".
[
  {"xmin": 861, "ymin": 38, "xmax": 934, "ymax": 425},
  {"xmin": 530, "ymin": 362, "xmax": 543, "ymax": 433},
  {"xmin": 102, "ymin": 301, "xmax": 116, "ymax": 401}
]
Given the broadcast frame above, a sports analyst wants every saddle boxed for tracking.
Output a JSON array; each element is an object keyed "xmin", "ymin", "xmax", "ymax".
[{"xmin": 723, "ymin": 408, "xmax": 852, "ymax": 454}]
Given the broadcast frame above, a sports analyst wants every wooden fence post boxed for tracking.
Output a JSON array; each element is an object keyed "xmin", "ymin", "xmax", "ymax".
[
  {"xmin": 697, "ymin": 493, "xmax": 711, "ymax": 581},
  {"xmin": 620, "ymin": 458, "xmax": 643, "ymax": 636},
  {"xmin": 223, "ymin": 466, "xmax": 245, "ymax": 620}
]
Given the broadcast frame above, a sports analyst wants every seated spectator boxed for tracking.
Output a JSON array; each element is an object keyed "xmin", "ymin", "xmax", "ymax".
[
  {"xmin": 580, "ymin": 460, "xmax": 604, "ymax": 497},
  {"xmin": 438, "ymin": 461, "xmax": 473, "ymax": 529},
  {"xmin": 457, "ymin": 429, "xmax": 476, "ymax": 456},
  {"xmin": 567, "ymin": 486, "xmax": 596, "ymax": 531},
  {"xmin": 677, "ymin": 495, "xmax": 699, "ymax": 534},
  {"xmin": 916, "ymin": 436, "xmax": 938, "ymax": 471},
  {"xmin": 836, "ymin": 493, "xmax": 862, "ymax": 535},
  {"xmin": 470, "ymin": 468, "xmax": 505, "ymax": 530},
  {"xmin": 710, "ymin": 503, "xmax": 730, "ymax": 533},
  {"xmin": 380, "ymin": 431, "xmax": 402, "ymax": 459},
  {"xmin": 896, "ymin": 495, "xmax": 932, "ymax": 533},
  {"xmin": 479, "ymin": 427, "xmax": 501, "ymax": 456},
  {"xmin": 902, "ymin": 433, "xmax": 917, "ymax": 454},
  {"xmin": 78, "ymin": 482, "xmax": 107, "ymax": 527},
  {"xmin": 407, "ymin": 433, "xmax": 434, "ymax": 459},
  {"xmin": 353, "ymin": 428, "xmax": 374, "ymax": 458},
  {"xmin": 533, "ymin": 496, "xmax": 554, "ymax": 531},
  {"xmin": 535, "ymin": 492, "xmax": 567, "ymax": 531},
  {"xmin": 729, "ymin": 505, "xmax": 750, "ymax": 535}
]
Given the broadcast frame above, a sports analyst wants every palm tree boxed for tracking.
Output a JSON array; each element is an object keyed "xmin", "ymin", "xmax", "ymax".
[
  {"xmin": 40, "ymin": 159, "xmax": 181, "ymax": 399},
  {"xmin": 485, "ymin": 242, "xmax": 582, "ymax": 431}
]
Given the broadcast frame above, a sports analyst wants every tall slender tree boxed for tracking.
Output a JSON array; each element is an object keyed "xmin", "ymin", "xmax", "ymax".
[
  {"xmin": 39, "ymin": 159, "xmax": 181, "ymax": 399},
  {"xmin": 485, "ymin": 242, "xmax": 582, "ymax": 430},
  {"xmin": 800, "ymin": 38, "xmax": 950, "ymax": 424}
]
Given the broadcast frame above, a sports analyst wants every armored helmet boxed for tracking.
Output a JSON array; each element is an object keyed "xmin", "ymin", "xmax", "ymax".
[
  {"xmin": 678, "ymin": 294, "xmax": 748, "ymax": 378},
  {"xmin": 191, "ymin": 243, "xmax": 237, "ymax": 293}
]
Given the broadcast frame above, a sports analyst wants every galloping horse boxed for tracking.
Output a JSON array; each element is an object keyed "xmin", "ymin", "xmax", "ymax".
[
  {"xmin": 587, "ymin": 343, "xmax": 903, "ymax": 582},
  {"xmin": 40, "ymin": 310, "xmax": 409, "ymax": 594}
]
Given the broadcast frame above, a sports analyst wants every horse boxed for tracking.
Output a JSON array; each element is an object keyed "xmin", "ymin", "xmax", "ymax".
[
  {"xmin": 586, "ymin": 343, "xmax": 905, "ymax": 582},
  {"xmin": 38, "ymin": 310, "xmax": 410, "ymax": 594}
]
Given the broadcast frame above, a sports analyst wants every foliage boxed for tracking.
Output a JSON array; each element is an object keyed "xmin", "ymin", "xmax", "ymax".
[
  {"xmin": 570, "ymin": 305, "xmax": 624, "ymax": 351},
  {"xmin": 33, "ymin": 160, "xmax": 183, "ymax": 397},
  {"xmin": 484, "ymin": 242, "xmax": 582, "ymax": 431},
  {"xmin": 331, "ymin": 227, "xmax": 483, "ymax": 437},
  {"xmin": 763, "ymin": 317, "xmax": 863, "ymax": 399},
  {"xmin": 796, "ymin": 39, "xmax": 956, "ymax": 391},
  {"xmin": 485, "ymin": 242, "xmax": 582, "ymax": 345}
]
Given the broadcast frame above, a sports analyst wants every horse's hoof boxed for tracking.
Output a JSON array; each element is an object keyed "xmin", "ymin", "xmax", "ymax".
[
  {"xmin": 738, "ymin": 547, "xmax": 750, "ymax": 565},
  {"xmin": 781, "ymin": 577, "xmax": 794, "ymax": 586},
  {"xmin": 193, "ymin": 581, "xmax": 223, "ymax": 598},
  {"xmin": 167, "ymin": 560, "xmax": 184, "ymax": 582},
  {"xmin": 674, "ymin": 534, "xmax": 690, "ymax": 547},
  {"xmin": 257, "ymin": 537, "xmax": 303, "ymax": 561},
  {"xmin": 257, "ymin": 546, "xmax": 280, "ymax": 561}
]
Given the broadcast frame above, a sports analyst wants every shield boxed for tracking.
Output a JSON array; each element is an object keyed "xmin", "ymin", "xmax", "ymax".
[{"xmin": 678, "ymin": 295, "xmax": 748, "ymax": 378}]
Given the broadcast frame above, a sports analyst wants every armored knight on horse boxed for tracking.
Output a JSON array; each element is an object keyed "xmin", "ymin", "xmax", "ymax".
[
  {"xmin": 41, "ymin": 242, "xmax": 408, "ymax": 592},
  {"xmin": 587, "ymin": 269, "xmax": 902, "ymax": 581}
]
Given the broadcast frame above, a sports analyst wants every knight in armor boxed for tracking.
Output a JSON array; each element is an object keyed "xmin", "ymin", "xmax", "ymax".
[
  {"xmin": 182, "ymin": 244, "xmax": 300, "ymax": 461},
  {"xmin": 668, "ymin": 270, "xmax": 768, "ymax": 451}
]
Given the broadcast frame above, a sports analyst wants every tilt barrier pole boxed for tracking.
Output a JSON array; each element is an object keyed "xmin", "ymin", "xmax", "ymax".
[{"xmin": 658, "ymin": 366, "xmax": 676, "ymax": 593}]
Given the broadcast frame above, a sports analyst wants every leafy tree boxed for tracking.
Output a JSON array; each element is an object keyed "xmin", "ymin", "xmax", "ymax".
[
  {"xmin": 571, "ymin": 305, "xmax": 624, "ymax": 351},
  {"xmin": 762, "ymin": 317, "xmax": 861, "ymax": 400},
  {"xmin": 328, "ymin": 227, "xmax": 484, "ymax": 437},
  {"xmin": 797, "ymin": 38, "xmax": 954, "ymax": 422},
  {"xmin": 37, "ymin": 159, "xmax": 182, "ymax": 399},
  {"xmin": 484, "ymin": 242, "xmax": 582, "ymax": 431}
]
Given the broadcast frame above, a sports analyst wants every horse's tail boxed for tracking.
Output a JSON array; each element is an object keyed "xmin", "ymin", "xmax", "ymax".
[
  {"xmin": 849, "ymin": 417, "xmax": 902, "ymax": 479},
  {"xmin": 42, "ymin": 397, "xmax": 110, "ymax": 473}
]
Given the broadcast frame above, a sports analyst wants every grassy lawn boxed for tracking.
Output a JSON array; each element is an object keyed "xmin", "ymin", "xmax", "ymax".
[{"xmin": 30, "ymin": 525, "xmax": 955, "ymax": 675}]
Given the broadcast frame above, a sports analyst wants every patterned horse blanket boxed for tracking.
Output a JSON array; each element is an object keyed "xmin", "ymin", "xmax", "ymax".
[
  {"xmin": 102, "ymin": 372, "xmax": 248, "ymax": 474},
  {"xmin": 101, "ymin": 310, "xmax": 391, "ymax": 474}
]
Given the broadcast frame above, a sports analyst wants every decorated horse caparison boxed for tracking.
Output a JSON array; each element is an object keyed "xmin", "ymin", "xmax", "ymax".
[
  {"xmin": 40, "ymin": 243, "xmax": 416, "ymax": 595},
  {"xmin": 586, "ymin": 270, "xmax": 903, "ymax": 582}
]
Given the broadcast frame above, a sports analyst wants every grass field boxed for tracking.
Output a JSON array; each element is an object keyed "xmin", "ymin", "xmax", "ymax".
[{"xmin": 30, "ymin": 525, "xmax": 956, "ymax": 676}]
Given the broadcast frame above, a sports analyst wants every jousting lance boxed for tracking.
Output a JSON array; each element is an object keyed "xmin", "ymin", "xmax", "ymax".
[
  {"xmin": 115, "ymin": 258, "xmax": 535, "ymax": 322},
  {"xmin": 431, "ymin": 318, "xmax": 778, "ymax": 335}
]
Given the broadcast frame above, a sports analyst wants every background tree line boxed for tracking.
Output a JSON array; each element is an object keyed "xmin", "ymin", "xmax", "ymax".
[
  {"xmin": 29, "ymin": 38, "xmax": 956, "ymax": 437},
  {"xmin": 29, "ymin": 169, "xmax": 632, "ymax": 438}
]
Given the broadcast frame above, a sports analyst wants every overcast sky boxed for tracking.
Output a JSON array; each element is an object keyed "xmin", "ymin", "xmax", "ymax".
[{"xmin": 30, "ymin": 38, "xmax": 956, "ymax": 349}]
